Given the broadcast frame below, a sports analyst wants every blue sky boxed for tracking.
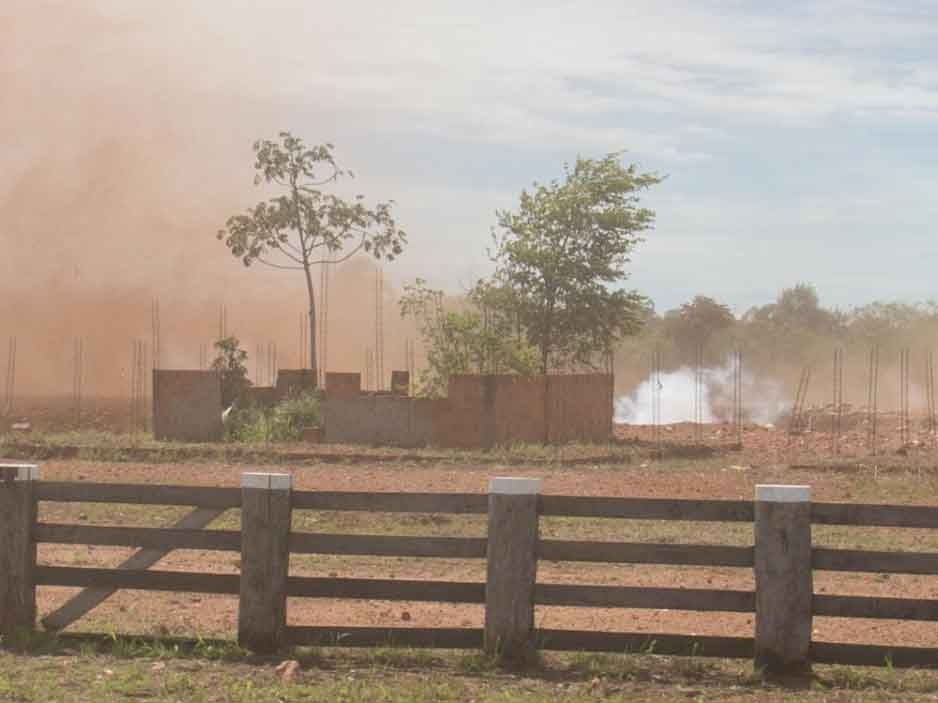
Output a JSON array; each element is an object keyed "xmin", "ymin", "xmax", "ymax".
[{"xmin": 8, "ymin": 0, "xmax": 938, "ymax": 315}]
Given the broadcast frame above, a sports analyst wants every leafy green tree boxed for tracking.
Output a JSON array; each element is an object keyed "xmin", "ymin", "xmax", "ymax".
[
  {"xmin": 489, "ymin": 152, "xmax": 661, "ymax": 373},
  {"xmin": 217, "ymin": 132, "xmax": 406, "ymax": 382},
  {"xmin": 210, "ymin": 336, "xmax": 251, "ymax": 407},
  {"xmin": 400, "ymin": 279, "xmax": 538, "ymax": 397},
  {"xmin": 662, "ymin": 295, "xmax": 736, "ymax": 364}
]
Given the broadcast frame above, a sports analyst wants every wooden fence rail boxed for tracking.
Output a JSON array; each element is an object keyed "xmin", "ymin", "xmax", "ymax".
[{"xmin": 4, "ymin": 465, "xmax": 938, "ymax": 673}]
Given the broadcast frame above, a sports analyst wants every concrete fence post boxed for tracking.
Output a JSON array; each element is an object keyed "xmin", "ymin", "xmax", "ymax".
[
  {"xmin": 0, "ymin": 464, "xmax": 39, "ymax": 639},
  {"xmin": 754, "ymin": 484, "xmax": 812, "ymax": 674},
  {"xmin": 484, "ymin": 477, "xmax": 540, "ymax": 664},
  {"xmin": 238, "ymin": 472, "xmax": 292, "ymax": 653}
]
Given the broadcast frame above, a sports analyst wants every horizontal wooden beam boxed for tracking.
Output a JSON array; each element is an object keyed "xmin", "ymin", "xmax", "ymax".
[
  {"xmin": 290, "ymin": 533, "xmax": 487, "ymax": 558},
  {"xmin": 539, "ymin": 540, "xmax": 753, "ymax": 567},
  {"xmin": 291, "ymin": 491, "xmax": 487, "ymax": 514},
  {"xmin": 35, "ymin": 482, "xmax": 241, "ymax": 509},
  {"xmin": 536, "ymin": 629, "xmax": 755, "ymax": 658},
  {"xmin": 34, "ymin": 566, "xmax": 240, "ymax": 594},
  {"xmin": 812, "ymin": 502, "xmax": 938, "ymax": 528},
  {"xmin": 35, "ymin": 524, "xmax": 241, "ymax": 551},
  {"xmin": 813, "ymin": 548, "xmax": 938, "ymax": 575},
  {"xmin": 811, "ymin": 641, "xmax": 938, "ymax": 668},
  {"xmin": 286, "ymin": 577, "xmax": 485, "ymax": 603},
  {"xmin": 814, "ymin": 594, "xmax": 938, "ymax": 621},
  {"xmin": 284, "ymin": 626, "xmax": 483, "ymax": 649},
  {"xmin": 534, "ymin": 584, "xmax": 755, "ymax": 612},
  {"xmin": 40, "ymin": 507, "xmax": 225, "ymax": 631},
  {"xmin": 537, "ymin": 496, "xmax": 754, "ymax": 522}
]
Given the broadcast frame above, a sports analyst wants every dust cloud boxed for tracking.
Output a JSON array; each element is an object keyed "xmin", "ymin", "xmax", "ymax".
[{"xmin": 0, "ymin": 2, "xmax": 416, "ymax": 399}]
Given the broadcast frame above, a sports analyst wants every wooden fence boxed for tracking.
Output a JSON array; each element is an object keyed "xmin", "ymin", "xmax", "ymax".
[{"xmin": 3, "ymin": 464, "xmax": 938, "ymax": 672}]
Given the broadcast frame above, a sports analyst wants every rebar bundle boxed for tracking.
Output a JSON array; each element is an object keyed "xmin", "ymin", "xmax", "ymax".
[
  {"xmin": 693, "ymin": 344, "xmax": 704, "ymax": 443},
  {"xmin": 651, "ymin": 347, "xmax": 662, "ymax": 458},
  {"xmin": 151, "ymin": 298, "xmax": 161, "ymax": 371},
  {"xmin": 789, "ymin": 366, "xmax": 811, "ymax": 438},
  {"xmin": 899, "ymin": 347, "xmax": 911, "ymax": 448},
  {"xmin": 732, "ymin": 349, "xmax": 743, "ymax": 447},
  {"xmin": 267, "ymin": 342, "xmax": 278, "ymax": 387},
  {"xmin": 3, "ymin": 337, "xmax": 16, "ymax": 415},
  {"xmin": 72, "ymin": 338, "xmax": 84, "ymax": 427},
  {"xmin": 927, "ymin": 351, "xmax": 937, "ymax": 444},
  {"xmin": 130, "ymin": 340, "xmax": 148, "ymax": 434},
  {"xmin": 866, "ymin": 346, "xmax": 880, "ymax": 453},
  {"xmin": 375, "ymin": 268, "xmax": 385, "ymax": 391},
  {"xmin": 364, "ymin": 347, "xmax": 374, "ymax": 392},
  {"xmin": 319, "ymin": 260, "xmax": 331, "ymax": 385},
  {"xmin": 405, "ymin": 339, "xmax": 417, "ymax": 396},
  {"xmin": 218, "ymin": 304, "xmax": 228, "ymax": 340},
  {"xmin": 831, "ymin": 348, "xmax": 844, "ymax": 455}
]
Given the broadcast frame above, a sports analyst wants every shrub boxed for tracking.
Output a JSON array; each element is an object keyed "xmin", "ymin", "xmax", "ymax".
[{"xmin": 226, "ymin": 389, "xmax": 320, "ymax": 443}]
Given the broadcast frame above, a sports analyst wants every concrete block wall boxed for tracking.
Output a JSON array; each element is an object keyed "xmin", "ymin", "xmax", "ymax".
[
  {"xmin": 275, "ymin": 369, "xmax": 316, "ymax": 398},
  {"xmin": 325, "ymin": 372, "xmax": 361, "ymax": 400},
  {"xmin": 153, "ymin": 370, "xmax": 223, "ymax": 442},
  {"xmin": 323, "ymin": 395, "xmax": 439, "ymax": 447},
  {"xmin": 320, "ymin": 371, "xmax": 613, "ymax": 449},
  {"xmin": 545, "ymin": 374, "xmax": 614, "ymax": 444}
]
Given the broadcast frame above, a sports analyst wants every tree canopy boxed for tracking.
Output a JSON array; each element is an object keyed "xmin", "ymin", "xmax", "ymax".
[
  {"xmin": 489, "ymin": 153, "xmax": 662, "ymax": 373},
  {"xmin": 217, "ymin": 132, "xmax": 406, "ymax": 381}
]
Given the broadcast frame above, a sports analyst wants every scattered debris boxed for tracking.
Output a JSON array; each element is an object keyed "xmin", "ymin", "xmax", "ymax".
[{"xmin": 275, "ymin": 660, "xmax": 301, "ymax": 684}]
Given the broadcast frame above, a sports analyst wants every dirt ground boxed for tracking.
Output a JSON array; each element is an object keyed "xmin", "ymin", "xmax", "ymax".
[{"xmin": 11, "ymin": 445, "xmax": 938, "ymax": 654}]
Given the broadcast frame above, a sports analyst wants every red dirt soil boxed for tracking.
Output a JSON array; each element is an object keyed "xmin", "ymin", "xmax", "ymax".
[{"xmin": 22, "ymin": 456, "xmax": 938, "ymax": 651}]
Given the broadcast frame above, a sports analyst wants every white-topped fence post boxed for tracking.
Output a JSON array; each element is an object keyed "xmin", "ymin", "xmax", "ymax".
[
  {"xmin": 484, "ymin": 477, "xmax": 540, "ymax": 664},
  {"xmin": 238, "ymin": 472, "xmax": 293, "ymax": 653},
  {"xmin": 754, "ymin": 484, "xmax": 813, "ymax": 674},
  {"xmin": 0, "ymin": 464, "xmax": 40, "ymax": 639}
]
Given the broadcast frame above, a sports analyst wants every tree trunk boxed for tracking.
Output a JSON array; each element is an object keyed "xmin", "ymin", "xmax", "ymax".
[{"xmin": 303, "ymin": 264, "xmax": 319, "ymax": 386}]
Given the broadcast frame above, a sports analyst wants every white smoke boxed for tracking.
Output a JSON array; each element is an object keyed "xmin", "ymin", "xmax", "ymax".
[{"xmin": 615, "ymin": 358, "xmax": 789, "ymax": 426}]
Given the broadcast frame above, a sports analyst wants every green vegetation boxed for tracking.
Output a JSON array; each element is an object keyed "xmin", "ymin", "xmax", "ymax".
[
  {"xmin": 399, "ymin": 152, "xmax": 661, "ymax": 392},
  {"xmin": 4, "ymin": 638, "xmax": 938, "ymax": 702},
  {"xmin": 400, "ymin": 279, "xmax": 538, "ymax": 397},
  {"xmin": 225, "ymin": 390, "xmax": 321, "ymax": 443},
  {"xmin": 488, "ymin": 152, "xmax": 662, "ymax": 373},
  {"xmin": 216, "ymin": 131, "xmax": 407, "ymax": 380},
  {"xmin": 210, "ymin": 336, "xmax": 252, "ymax": 408}
]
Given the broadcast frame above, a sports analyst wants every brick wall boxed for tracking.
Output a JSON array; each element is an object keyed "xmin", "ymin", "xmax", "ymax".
[
  {"xmin": 320, "ymin": 372, "xmax": 613, "ymax": 449},
  {"xmin": 545, "ymin": 374, "xmax": 614, "ymax": 444},
  {"xmin": 153, "ymin": 370, "xmax": 223, "ymax": 442},
  {"xmin": 322, "ymin": 395, "xmax": 440, "ymax": 447}
]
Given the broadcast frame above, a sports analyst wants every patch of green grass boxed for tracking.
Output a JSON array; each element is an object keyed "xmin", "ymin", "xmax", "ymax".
[{"xmin": 6, "ymin": 646, "xmax": 938, "ymax": 702}]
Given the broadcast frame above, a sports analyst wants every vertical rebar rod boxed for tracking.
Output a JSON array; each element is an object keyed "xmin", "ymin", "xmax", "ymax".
[
  {"xmin": 151, "ymin": 298, "xmax": 161, "ymax": 371},
  {"xmin": 129, "ymin": 340, "xmax": 138, "ymax": 434},
  {"xmin": 867, "ymin": 346, "xmax": 880, "ymax": 453},
  {"xmin": 652, "ymin": 347, "xmax": 662, "ymax": 458},
  {"xmin": 900, "ymin": 348, "xmax": 911, "ymax": 448},
  {"xmin": 322, "ymin": 261, "xmax": 330, "ymax": 385},
  {"xmin": 927, "ymin": 350, "xmax": 936, "ymax": 445},
  {"xmin": 375, "ymin": 268, "xmax": 385, "ymax": 391},
  {"xmin": 73, "ymin": 338, "xmax": 83, "ymax": 428},
  {"xmin": 733, "ymin": 349, "xmax": 743, "ymax": 447},
  {"xmin": 693, "ymin": 344, "xmax": 703, "ymax": 443},
  {"xmin": 3, "ymin": 337, "xmax": 16, "ymax": 415},
  {"xmin": 832, "ymin": 348, "xmax": 843, "ymax": 456}
]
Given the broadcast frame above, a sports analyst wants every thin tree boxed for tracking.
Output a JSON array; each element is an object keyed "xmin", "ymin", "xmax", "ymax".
[{"xmin": 217, "ymin": 132, "xmax": 406, "ymax": 382}]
